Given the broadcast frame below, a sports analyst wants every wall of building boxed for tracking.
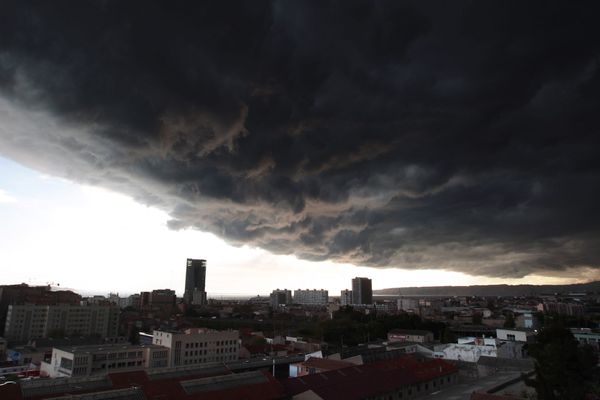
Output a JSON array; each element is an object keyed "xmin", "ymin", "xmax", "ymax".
[
  {"xmin": 351, "ymin": 278, "xmax": 373, "ymax": 305},
  {"xmin": 340, "ymin": 290, "xmax": 352, "ymax": 306},
  {"xmin": 293, "ymin": 290, "xmax": 328, "ymax": 305},
  {"xmin": 41, "ymin": 344, "xmax": 168, "ymax": 378},
  {"xmin": 270, "ymin": 290, "xmax": 292, "ymax": 308},
  {"xmin": 434, "ymin": 343, "xmax": 497, "ymax": 363},
  {"xmin": 387, "ymin": 330, "xmax": 434, "ymax": 343},
  {"xmin": 496, "ymin": 329, "xmax": 529, "ymax": 342},
  {"xmin": 4, "ymin": 304, "xmax": 119, "ymax": 341},
  {"xmin": 153, "ymin": 328, "xmax": 239, "ymax": 367}
]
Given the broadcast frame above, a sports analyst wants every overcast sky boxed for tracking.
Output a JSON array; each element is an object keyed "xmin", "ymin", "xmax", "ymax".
[{"xmin": 1, "ymin": 1, "xmax": 599, "ymax": 295}]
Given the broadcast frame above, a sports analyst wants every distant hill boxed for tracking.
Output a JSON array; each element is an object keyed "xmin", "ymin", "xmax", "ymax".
[{"xmin": 374, "ymin": 281, "xmax": 600, "ymax": 297}]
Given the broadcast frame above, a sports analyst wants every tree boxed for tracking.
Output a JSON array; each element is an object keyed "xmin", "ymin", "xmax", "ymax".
[
  {"xmin": 441, "ymin": 326, "xmax": 457, "ymax": 344},
  {"xmin": 129, "ymin": 326, "xmax": 140, "ymax": 345},
  {"xmin": 526, "ymin": 321, "xmax": 598, "ymax": 399},
  {"xmin": 504, "ymin": 312, "xmax": 516, "ymax": 328}
]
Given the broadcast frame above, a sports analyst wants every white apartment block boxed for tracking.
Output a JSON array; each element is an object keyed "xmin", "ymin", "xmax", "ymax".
[
  {"xmin": 293, "ymin": 289, "xmax": 328, "ymax": 305},
  {"xmin": 397, "ymin": 298, "xmax": 419, "ymax": 312},
  {"xmin": 4, "ymin": 304, "xmax": 119, "ymax": 341},
  {"xmin": 152, "ymin": 328, "xmax": 239, "ymax": 367},
  {"xmin": 40, "ymin": 343, "xmax": 169, "ymax": 378},
  {"xmin": 340, "ymin": 290, "xmax": 352, "ymax": 306},
  {"xmin": 496, "ymin": 329, "xmax": 531, "ymax": 343}
]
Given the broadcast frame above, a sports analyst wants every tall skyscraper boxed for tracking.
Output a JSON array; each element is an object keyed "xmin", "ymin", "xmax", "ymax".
[
  {"xmin": 351, "ymin": 277, "xmax": 373, "ymax": 305},
  {"xmin": 184, "ymin": 258, "xmax": 207, "ymax": 305}
]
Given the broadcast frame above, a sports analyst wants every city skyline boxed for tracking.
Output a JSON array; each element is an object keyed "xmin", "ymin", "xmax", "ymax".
[
  {"xmin": 1, "ymin": 2, "xmax": 600, "ymax": 294},
  {"xmin": 0, "ymin": 155, "xmax": 597, "ymax": 297}
]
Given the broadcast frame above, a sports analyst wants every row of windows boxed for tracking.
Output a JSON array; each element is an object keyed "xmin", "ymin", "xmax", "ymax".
[
  {"xmin": 151, "ymin": 350, "xmax": 169, "ymax": 359},
  {"xmin": 184, "ymin": 347, "xmax": 236, "ymax": 357},
  {"xmin": 182, "ymin": 355, "xmax": 236, "ymax": 365},
  {"xmin": 95, "ymin": 360, "xmax": 143, "ymax": 370},
  {"xmin": 184, "ymin": 339, "xmax": 237, "ymax": 349}
]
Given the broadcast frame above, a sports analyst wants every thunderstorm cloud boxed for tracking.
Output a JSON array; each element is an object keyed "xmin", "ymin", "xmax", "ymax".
[{"xmin": 1, "ymin": 1, "xmax": 599, "ymax": 278}]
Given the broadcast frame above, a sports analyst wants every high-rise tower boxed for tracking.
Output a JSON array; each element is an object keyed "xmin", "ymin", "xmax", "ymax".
[
  {"xmin": 184, "ymin": 259, "xmax": 207, "ymax": 305},
  {"xmin": 351, "ymin": 277, "xmax": 373, "ymax": 305}
]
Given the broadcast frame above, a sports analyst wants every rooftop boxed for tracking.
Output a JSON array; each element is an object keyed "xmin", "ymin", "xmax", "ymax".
[
  {"xmin": 388, "ymin": 329, "xmax": 433, "ymax": 336},
  {"xmin": 0, "ymin": 365, "xmax": 285, "ymax": 400},
  {"xmin": 54, "ymin": 343, "xmax": 164, "ymax": 354},
  {"xmin": 283, "ymin": 355, "xmax": 457, "ymax": 400},
  {"xmin": 300, "ymin": 357, "xmax": 355, "ymax": 371}
]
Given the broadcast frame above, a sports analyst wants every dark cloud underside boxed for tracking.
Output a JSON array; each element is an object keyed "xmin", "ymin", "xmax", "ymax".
[{"xmin": 1, "ymin": 0, "xmax": 599, "ymax": 277}]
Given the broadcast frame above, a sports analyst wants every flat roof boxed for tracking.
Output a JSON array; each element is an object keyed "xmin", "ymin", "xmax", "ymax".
[{"xmin": 55, "ymin": 343, "xmax": 165, "ymax": 353}]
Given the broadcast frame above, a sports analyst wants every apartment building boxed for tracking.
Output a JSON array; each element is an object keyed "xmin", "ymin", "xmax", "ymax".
[
  {"xmin": 270, "ymin": 289, "xmax": 292, "ymax": 308},
  {"xmin": 3, "ymin": 304, "xmax": 119, "ymax": 341},
  {"xmin": 293, "ymin": 289, "xmax": 328, "ymax": 305},
  {"xmin": 351, "ymin": 277, "xmax": 373, "ymax": 305},
  {"xmin": 152, "ymin": 328, "xmax": 239, "ymax": 367},
  {"xmin": 40, "ymin": 343, "xmax": 169, "ymax": 378},
  {"xmin": 340, "ymin": 289, "xmax": 353, "ymax": 306}
]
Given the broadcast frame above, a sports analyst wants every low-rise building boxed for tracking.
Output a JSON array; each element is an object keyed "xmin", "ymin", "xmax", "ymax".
[
  {"xmin": 571, "ymin": 328, "xmax": 600, "ymax": 350},
  {"xmin": 387, "ymin": 329, "xmax": 434, "ymax": 343},
  {"xmin": 290, "ymin": 356, "xmax": 355, "ymax": 377},
  {"xmin": 293, "ymin": 289, "xmax": 328, "ymax": 305},
  {"xmin": 398, "ymin": 298, "xmax": 419, "ymax": 313},
  {"xmin": 537, "ymin": 301, "xmax": 584, "ymax": 317},
  {"xmin": 516, "ymin": 312, "xmax": 540, "ymax": 329},
  {"xmin": 148, "ymin": 289, "xmax": 177, "ymax": 310},
  {"xmin": 435, "ymin": 337, "xmax": 498, "ymax": 363},
  {"xmin": 40, "ymin": 343, "xmax": 169, "ymax": 378},
  {"xmin": 153, "ymin": 328, "xmax": 239, "ymax": 367},
  {"xmin": 284, "ymin": 356, "xmax": 458, "ymax": 399},
  {"xmin": 2, "ymin": 368, "xmax": 286, "ymax": 400},
  {"xmin": 496, "ymin": 329, "xmax": 535, "ymax": 343}
]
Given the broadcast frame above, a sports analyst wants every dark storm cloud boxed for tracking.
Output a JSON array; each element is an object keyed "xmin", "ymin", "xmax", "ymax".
[{"xmin": 1, "ymin": 0, "xmax": 600, "ymax": 277}]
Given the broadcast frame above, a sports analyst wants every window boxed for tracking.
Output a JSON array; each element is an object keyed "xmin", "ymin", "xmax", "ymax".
[{"xmin": 507, "ymin": 334, "xmax": 516, "ymax": 341}]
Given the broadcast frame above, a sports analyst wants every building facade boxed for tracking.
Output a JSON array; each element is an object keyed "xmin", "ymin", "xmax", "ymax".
[
  {"xmin": 496, "ymin": 329, "xmax": 533, "ymax": 343},
  {"xmin": 270, "ymin": 289, "xmax": 292, "ymax": 308},
  {"xmin": 0, "ymin": 284, "xmax": 81, "ymax": 337},
  {"xmin": 184, "ymin": 259, "xmax": 207, "ymax": 305},
  {"xmin": 40, "ymin": 343, "xmax": 169, "ymax": 378},
  {"xmin": 148, "ymin": 289, "xmax": 176, "ymax": 310},
  {"xmin": 152, "ymin": 328, "xmax": 239, "ymax": 367},
  {"xmin": 340, "ymin": 290, "xmax": 353, "ymax": 306},
  {"xmin": 387, "ymin": 329, "xmax": 434, "ymax": 343},
  {"xmin": 351, "ymin": 277, "xmax": 373, "ymax": 305},
  {"xmin": 4, "ymin": 304, "xmax": 119, "ymax": 341},
  {"xmin": 293, "ymin": 289, "xmax": 328, "ymax": 305}
]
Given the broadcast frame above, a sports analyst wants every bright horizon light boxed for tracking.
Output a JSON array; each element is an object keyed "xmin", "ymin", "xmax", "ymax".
[{"xmin": 0, "ymin": 156, "xmax": 595, "ymax": 298}]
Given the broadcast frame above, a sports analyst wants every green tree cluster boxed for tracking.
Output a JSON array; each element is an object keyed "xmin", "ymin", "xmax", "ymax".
[
  {"xmin": 319, "ymin": 307, "xmax": 446, "ymax": 347},
  {"xmin": 526, "ymin": 321, "xmax": 599, "ymax": 399}
]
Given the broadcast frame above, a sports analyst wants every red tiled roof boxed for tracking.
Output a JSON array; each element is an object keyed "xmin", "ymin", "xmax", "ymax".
[
  {"xmin": 9, "ymin": 368, "xmax": 287, "ymax": 400},
  {"xmin": 185, "ymin": 372, "xmax": 287, "ymax": 400},
  {"xmin": 471, "ymin": 392, "xmax": 526, "ymax": 400},
  {"xmin": 300, "ymin": 357, "xmax": 355, "ymax": 371},
  {"xmin": 283, "ymin": 355, "xmax": 458, "ymax": 400},
  {"xmin": 0, "ymin": 382, "xmax": 22, "ymax": 400}
]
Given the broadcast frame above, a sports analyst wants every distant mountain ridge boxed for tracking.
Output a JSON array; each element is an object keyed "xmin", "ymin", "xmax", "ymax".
[{"xmin": 374, "ymin": 281, "xmax": 600, "ymax": 297}]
